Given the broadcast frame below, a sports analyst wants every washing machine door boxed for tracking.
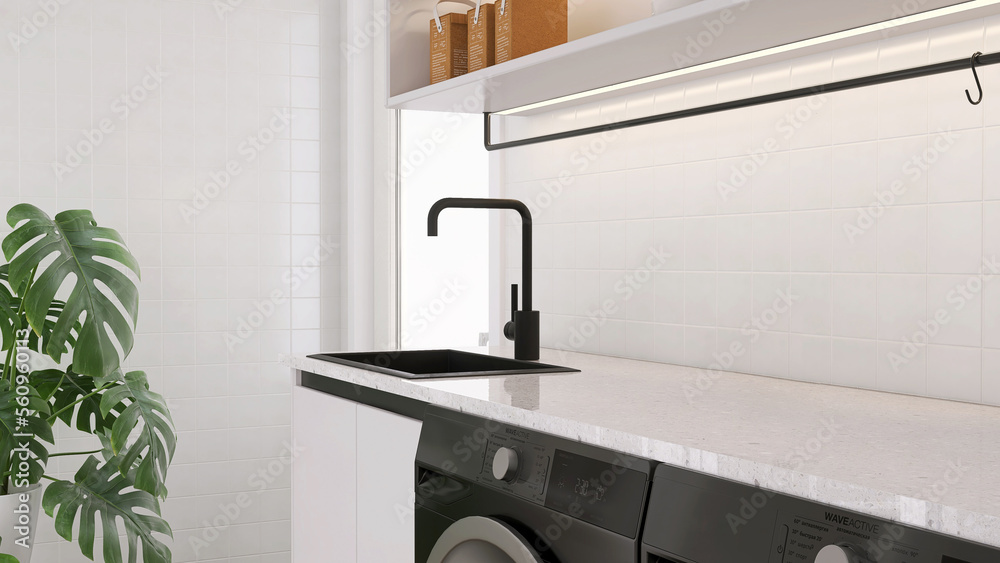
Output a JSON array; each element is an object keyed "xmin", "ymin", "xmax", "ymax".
[{"xmin": 426, "ymin": 516, "xmax": 544, "ymax": 563}]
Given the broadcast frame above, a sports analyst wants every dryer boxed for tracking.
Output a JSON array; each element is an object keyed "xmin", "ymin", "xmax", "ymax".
[
  {"xmin": 641, "ymin": 463, "xmax": 1000, "ymax": 563},
  {"xmin": 415, "ymin": 406, "xmax": 654, "ymax": 563}
]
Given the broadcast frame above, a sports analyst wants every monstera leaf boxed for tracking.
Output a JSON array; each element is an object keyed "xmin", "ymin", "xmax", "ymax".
[
  {"xmin": 43, "ymin": 456, "xmax": 172, "ymax": 563},
  {"xmin": 0, "ymin": 379, "xmax": 53, "ymax": 488},
  {"xmin": 0, "ymin": 265, "xmax": 22, "ymax": 352},
  {"xmin": 2, "ymin": 205, "xmax": 140, "ymax": 378},
  {"xmin": 100, "ymin": 371, "xmax": 175, "ymax": 499},
  {"xmin": 35, "ymin": 368, "xmax": 122, "ymax": 435}
]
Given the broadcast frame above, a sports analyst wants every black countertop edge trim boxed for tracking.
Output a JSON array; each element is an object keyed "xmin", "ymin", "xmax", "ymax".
[{"xmin": 299, "ymin": 371, "xmax": 428, "ymax": 421}]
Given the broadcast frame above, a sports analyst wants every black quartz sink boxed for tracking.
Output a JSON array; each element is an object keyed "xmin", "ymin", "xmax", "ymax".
[{"xmin": 307, "ymin": 349, "xmax": 579, "ymax": 379}]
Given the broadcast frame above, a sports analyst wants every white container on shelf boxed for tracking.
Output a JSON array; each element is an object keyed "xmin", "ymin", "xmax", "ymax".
[{"xmin": 652, "ymin": 0, "xmax": 701, "ymax": 15}]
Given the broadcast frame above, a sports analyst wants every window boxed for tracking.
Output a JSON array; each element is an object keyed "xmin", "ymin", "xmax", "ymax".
[{"xmin": 398, "ymin": 110, "xmax": 490, "ymax": 349}]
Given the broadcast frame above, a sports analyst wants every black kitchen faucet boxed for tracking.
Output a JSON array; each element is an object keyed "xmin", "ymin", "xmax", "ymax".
[{"xmin": 427, "ymin": 198, "xmax": 540, "ymax": 361}]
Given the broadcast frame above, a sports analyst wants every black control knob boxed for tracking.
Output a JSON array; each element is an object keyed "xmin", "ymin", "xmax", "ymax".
[
  {"xmin": 492, "ymin": 447, "xmax": 520, "ymax": 482},
  {"xmin": 815, "ymin": 544, "xmax": 870, "ymax": 563}
]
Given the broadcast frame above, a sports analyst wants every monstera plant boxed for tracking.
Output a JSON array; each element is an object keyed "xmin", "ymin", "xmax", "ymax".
[{"xmin": 0, "ymin": 204, "xmax": 174, "ymax": 563}]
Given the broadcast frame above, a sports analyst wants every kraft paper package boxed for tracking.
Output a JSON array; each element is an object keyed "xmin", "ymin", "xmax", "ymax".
[
  {"xmin": 467, "ymin": 1, "xmax": 496, "ymax": 72},
  {"xmin": 430, "ymin": 0, "xmax": 477, "ymax": 84},
  {"xmin": 495, "ymin": 0, "xmax": 568, "ymax": 64}
]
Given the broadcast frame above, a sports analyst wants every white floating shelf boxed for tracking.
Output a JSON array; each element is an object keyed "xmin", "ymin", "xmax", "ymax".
[{"xmin": 386, "ymin": 0, "xmax": 999, "ymax": 114}]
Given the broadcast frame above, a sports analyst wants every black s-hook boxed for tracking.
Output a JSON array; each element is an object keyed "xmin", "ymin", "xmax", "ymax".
[{"xmin": 967, "ymin": 51, "xmax": 984, "ymax": 105}]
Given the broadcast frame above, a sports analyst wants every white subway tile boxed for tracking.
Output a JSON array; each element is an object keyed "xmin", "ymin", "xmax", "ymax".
[
  {"xmin": 751, "ymin": 151, "xmax": 789, "ymax": 212},
  {"xmin": 877, "ymin": 205, "xmax": 927, "ymax": 273},
  {"xmin": 831, "ymin": 208, "xmax": 877, "ymax": 272},
  {"xmin": 927, "ymin": 203, "xmax": 982, "ymax": 274},
  {"xmin": 878, "ymin": 342, "xmax": 927, "ymax": 395},
  {"xmin": 716, "ymin": 157, "xmax": 753, "ymax": 215},
  {"xmin": 927, "ymin": 275, "xmax": 982, "ymax": 347},
  {"xmin": 877, "ymin": 274, "xmax": 927, "ymax": 342},
  {"xmin": 831, "ymin": 141, "xmax": 877, "ymax": 208},
  {"xmin": 599, "ymin": 221, "xmax": 626, "ymax": 270},
  {"xmin": 752, "ymin": 212, "xmax": 789, "ymax": 272},
  {"xmin": 684, "ymin": 326, "xmax": 717, "ymax": 369},
  {"xmin": 789, "ymin": 334, "xmax": 831, "ymax": 384},
  {"xmin": 927, "ymin": 128, "xmax": 982, "ymax": 203},
  {"xmin": 626, "ymin": 168, "xmax": 655, "ymax": 219},
  {"xmin": 831, "ymin": 89, "xmax": 879, "ymax": 145},
  {"xmin": 927, "ymin": 345, "xmax": 982, "ymax": 403},
  {"xmin": 653, "ymin": 218, "xmax": 685, "ymax": 270},
  {"xmin": 789, "ymin": 211, "xmax": 832, "ymax": 272},
  {"xmin": 984, "ymin": 276, "xmax": 1000, "ymax": 349},
  {"xmin": 831, "ymin": 274, "xmax": 877, "ymax": 339},
  {"xmin": 626, "ymin": 220, "xmax": 655, "ymax": 270},
  {"xmin": 877, "ymin": 135, "xmax": 927, "ymax": 205},
  {"xmin": 684, "ymin": 272, "xmax": 717, "ymax": 327},
  {"xmin": 654, "ymin": 272, "xmax": 684, "ymax": 325},
  {"xmin": 683, "ymin": 161, "xmax": 717, "ymax": 216},
  {"xmin": 625, "ymin": 322, "xmax": 655, "ymax": 361},
  {"xmin": 600, "ymin": 319, "xmax": 627, "ymax": 357},
  {"xmin": 789, "ymin": 147, "xmax": 831, "ymax": 210},
  {"xmin": 789, "ymin": 274, "xmax": 832, "ymax": 336},
  {"xmin": 683, "ymin": 217, "xmax": 717, "ymax": 271},
  {"xmin": 717, "ymin": 214, "xmax": 753, "ymax": 271},
  {"xmin": 753, "ymin": 273, "xmax": 792, "ymax": 332},
  {"xmin": 717, "ymin": 273, "xmax": 752, "ymax": 329},
  {"xmin": 751, "ymin": 331, "xmax": 789, "ymax": 378},
  {"xmin": 654, "ymin": 323, "xmax": 685, "ymax": 365},
  {"xmin": 983, "ymin": 349, "xmax": 1000, "ymax": 406},
  {"xmin": 831, "ymin": 337, "xmax": 877, "ymax": 389}
]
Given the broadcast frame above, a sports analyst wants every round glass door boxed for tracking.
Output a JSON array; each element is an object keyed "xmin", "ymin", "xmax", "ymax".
[{"xmin": 427, "ymin": 516, "xmax": 544, "ymax": 563}]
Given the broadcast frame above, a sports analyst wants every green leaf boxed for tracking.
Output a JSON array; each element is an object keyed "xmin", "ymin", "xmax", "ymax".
[
  {"xmin": 100, "ymin": 371, "xmax": 175, "ymax": 499},
  {"xmin": 2, "ymin": 205, "xmax": 140, "ymax": 378},
  {"xmin": 43, "ymin": 456, "xmax": 172, "ymax": 563},
  {"xmin": 0, "ymin": 379, "xmax": 53, "ymax": 489},
  {"xmin": 35, "ymin": 368, "xmax": 121, "ymax": 435},
  {"xmin": 0, "ymin": 265, "xmax": 22, "ymax": 353}
]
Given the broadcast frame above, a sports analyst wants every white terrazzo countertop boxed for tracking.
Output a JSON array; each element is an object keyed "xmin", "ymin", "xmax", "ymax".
[{"xmin": 281, "ymin": 347, "xmax": 1000, "ymax": 548}]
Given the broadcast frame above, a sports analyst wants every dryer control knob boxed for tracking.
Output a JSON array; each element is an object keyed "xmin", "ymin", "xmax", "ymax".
[
  {"xmin": 815, "ymin": 544, "xmax": 870, "ymax": 563},
  {"xmin": 492, "ymin": 447, "xmax": 520, "ymax": 482}
]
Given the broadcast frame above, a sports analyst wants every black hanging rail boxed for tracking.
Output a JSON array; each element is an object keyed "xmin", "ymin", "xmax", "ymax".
[{"xmin": 484, "ymin": 50, "xmax": 995, "ymax": 151}]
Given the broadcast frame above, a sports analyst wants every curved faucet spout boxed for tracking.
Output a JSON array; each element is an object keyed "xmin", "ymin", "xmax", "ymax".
[
  {"xmin": 427, "ymin": 198, "xmax": 533, "ymax": 312},
  {"xmin": 427, "ymin": 197, "xmax": 539, "ymax": 360}
]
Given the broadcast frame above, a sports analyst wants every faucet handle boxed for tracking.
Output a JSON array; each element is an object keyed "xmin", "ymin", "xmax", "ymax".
[{"xmin": 503, "ymin": 284, "xmax": 517, "ymax": 341}]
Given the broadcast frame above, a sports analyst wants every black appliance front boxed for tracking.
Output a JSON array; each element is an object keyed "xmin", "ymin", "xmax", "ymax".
[
  {"xmin": 642, "ymin": 464, "xmax": 1000, "ymax": 563},
  {"xmin": 415, "ymin": 405, "xmax": 655, "ymax": 563}
]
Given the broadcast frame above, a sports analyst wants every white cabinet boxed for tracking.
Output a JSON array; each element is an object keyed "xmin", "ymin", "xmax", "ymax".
[
  {"xmin": 357, "ymin": 404, "xmax": 422, "ymax": 562},
  {"xmin": 292, "ymin": 385, "xmax": 423, "ymax": 563},
  {"xmin": 292, "ymin": 387, "xmax": 357, "ymax": 563}
]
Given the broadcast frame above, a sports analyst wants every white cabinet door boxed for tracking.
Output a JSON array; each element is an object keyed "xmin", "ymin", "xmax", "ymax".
[
  {"xmin": 356, "ymin": 404, "xmax": 422, "ymax": 563},
  {"xmin": 292, "ymin": 387, "xmax": 358, "ymax": 563}
]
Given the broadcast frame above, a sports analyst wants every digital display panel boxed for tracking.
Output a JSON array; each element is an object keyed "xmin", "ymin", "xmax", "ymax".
[{"xmin": 544, "ymin": 449, "xmax": 648, "ymax": 538}]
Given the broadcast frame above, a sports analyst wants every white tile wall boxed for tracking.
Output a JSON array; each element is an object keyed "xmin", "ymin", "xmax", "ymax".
[
  {"xmin": 505, "ymin": 17, "xmax": 1000, "ymax": 407},
  {"xmin": 0, "ymin": 0, "xmax": 335, "ymax": 561}
]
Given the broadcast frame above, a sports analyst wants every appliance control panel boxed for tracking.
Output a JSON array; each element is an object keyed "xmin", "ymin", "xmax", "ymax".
[
  {"xmin": 769, "ymin": 508, "xmax": 914, "ymax": 563},
  {"xmin": 640, "ymin": 464, "xmax": 1000, "ymax": 563},
  {"xmin": 417, "ymin": 406, "xmax": 654, "ymax": 540},
  {"xmin": 476, "ymin": 434, "xmax": 551, "ymax": 503},
  {"xmin": 765, "ymin": 502, "xmax": 998, "ymax": 563}
]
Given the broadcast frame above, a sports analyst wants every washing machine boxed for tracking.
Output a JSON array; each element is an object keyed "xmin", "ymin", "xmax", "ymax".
[
  {"xmin": 641, "ymin": 463, "xmax": 1000, "ymax": 563},
  {"xmin": 415, "ymin": 405, "xmax": 655, "ymax": 563}
]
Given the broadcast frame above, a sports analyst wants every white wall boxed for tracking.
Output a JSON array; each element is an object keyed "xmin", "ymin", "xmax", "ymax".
[
  {"xmin": 0, "ymin": 0, "xmax": 336, "ymax": 561},
  {"xmin": 501, "ymin": 16, "xmax": 1000, "ymax": 406}
]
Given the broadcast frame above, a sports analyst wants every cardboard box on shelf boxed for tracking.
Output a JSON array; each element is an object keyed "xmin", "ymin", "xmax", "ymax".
[
  {"xmin": 495, "ymin": 0, "xmax": 568, "ymax": 64},
  {"xmin": 430, "ymin": 1, "xmax": 475, "ymax": 84},
  {"xmin": 467, "ymin": 2, "xmax": 496, "ymax": 72}
]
